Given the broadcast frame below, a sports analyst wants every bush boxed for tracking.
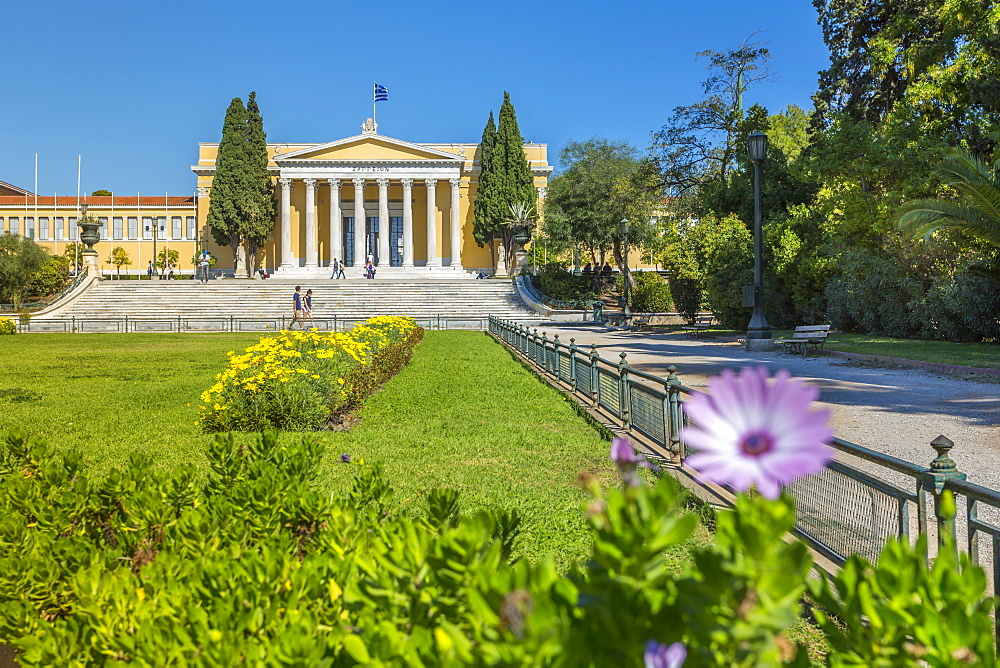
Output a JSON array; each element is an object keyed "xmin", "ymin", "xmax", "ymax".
[
  {"xmin": 627, "ymin": 272, "xmax": 673, "ymax": 312},
  {"xmin": 0, "ymin": 429, "xmax": 993, "ymax": 665},
  {"xmin": 0, "ymin": 319, "xmax": 15, "ymax": 335},
  {"xmin": 909, "ymin": 273, "xmax": 1000, "ymax": 342},
  {"xmin": 669, "ymin": 277, "xmax": 703, "ymax": 323},
  {"xmin": 533, "ymin": 263, "xmax": 597, "ymax": 303},
  {"xmin": 24, "ymin": 255, "xmax": 70, "ymax": 301},
  {"xmin": 198, "ymin": 316, "xmax": 422, "ymax": 432}
]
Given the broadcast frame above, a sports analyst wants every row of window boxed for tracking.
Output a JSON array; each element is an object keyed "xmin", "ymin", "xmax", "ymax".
[{"xmin": 0, "ymin": 216, "xmax": 197, "ymax": 241}]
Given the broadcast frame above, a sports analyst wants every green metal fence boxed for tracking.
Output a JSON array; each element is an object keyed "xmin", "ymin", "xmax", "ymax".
[
  {"xmin": 14, "ymin": 314, "xmax": 493, "ymax": 333},
  {"xmin": 488, "ymin": 315, "xmax": 1000, "ymax": 645}
]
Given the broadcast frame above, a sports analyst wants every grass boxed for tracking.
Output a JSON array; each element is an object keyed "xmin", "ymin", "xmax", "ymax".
[
  {"xmin": 0, "ymin": 330, "xmax": 709, "ymax": 568},
  {"xmin": 647, "ymin": 325, "xmax": 1000, "ymax": 370}
]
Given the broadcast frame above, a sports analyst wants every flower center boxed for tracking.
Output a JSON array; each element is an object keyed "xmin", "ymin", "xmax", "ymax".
[{"xmin": 740, "ymin": 432, "xmax": 774, "ymax": 457}]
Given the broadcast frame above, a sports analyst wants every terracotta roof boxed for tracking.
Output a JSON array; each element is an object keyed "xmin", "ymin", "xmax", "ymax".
[
  {"xmin": 0, "ymin": 181, "xmax": 33, "ymax": 196},
  {"xmin": 0, "ymin": 195, "xmax": 195, "ymax": 207}
]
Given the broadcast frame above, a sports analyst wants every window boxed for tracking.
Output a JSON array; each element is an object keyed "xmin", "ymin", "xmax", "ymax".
[
  {"xmin": 68, "ymin": 217, "xmax": 78, "ymax": 240},
  {"xmin": 39, "ymin": 217, "xmax": 49, "ymax": 240},
  {"xmin": 10, "ymin": 218, "xmax": 19, "ymax": 236},
  {"xmin": 157, "ymin": 216, "xmax": 166, "ymax": 240},
  {"xmin": 186, "ymin": 217, "xmax": 195, "ymax": 239},
  {"xmin": 26, "ymin": 217, "xmax": 34, "ymax": 239},
  {"xmin": 0, "ymin": 218, "xmax": 4, "ymax": 234},
  {"xmin": 128, "ymin": 217, "xmax": 137, "ymax": 240},
  {"xmin": 113, "ymin": 217, "xmax": 123, "ymax": 240},
  {"xmin": 55, "ymin": 218, "xmax": 65, "ymax": 240},
  {"xmin": 99, "ymin": 217, "xmax": 108, "ymax": 240},
  {"xmin": 142, "ymin": 217, "xmax": 152, "ymax": 239},
  {"xmin": 172, "ymin": 216, "xmax": 181, "ymax": 239}
]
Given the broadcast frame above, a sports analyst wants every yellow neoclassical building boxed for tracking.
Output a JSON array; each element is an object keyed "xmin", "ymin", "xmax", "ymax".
[
  {"xmin": 193, "ymin": 118, "xmax": 551, "ymax": 276},
  {"xmin": 0, "ymin": 119, "xmax": 550, "ymax": 277}
]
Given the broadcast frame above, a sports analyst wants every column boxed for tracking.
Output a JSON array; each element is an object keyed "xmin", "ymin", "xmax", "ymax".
[
  {"xmin": 401, "ymin": 178, "xmax": 414, "ymax": 267},
  {"xmin": 377, "ymin": 178, "xmax": 390, "ymax": 266},
  {"xmin": 329, "ymin": 179, "xmax": 342, "ymax": 266},
  {"xmin": 279, "ymin": 178, "xmax": 293, "ymax": 268},
  {"xmin": 425, "ymin": 179, "xmax": 438, "ymax": 267},
  {"xmin": 304, "ymin": 178, "xmax": 318, "ymax": 268},
  {"xmin": 449, "ymin": 178, "xmax": 462, "ymax": 268},
  {"xmin": 353, "ymin": 178, "xmax": 366, "ymax": 267}
]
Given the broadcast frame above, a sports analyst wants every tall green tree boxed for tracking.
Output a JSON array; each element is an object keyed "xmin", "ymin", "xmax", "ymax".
[
  {"xmin": 651, "ymin": 39, "xmax": 772, "ymax": 197},
  {"xmin": 0, "ymin": 235, "xmax": 49, "ymax": 308},
  {"xmin": 544, "ymin": 139, "xmax": 664, "ymax": 290},
  {"xmin": 206, "ymin": 97, "xmax": 250, "ymax": 269},
  {"xmin": 494, "ymin": 92, "xmax": 537, "ymax": 268},
  {"xmin": 472, "ymin": 111, "xmax": 499, "ymax": 266},
  {"xmin": 242, "ymin": 91, "xmax": 276, "ymax": 276}
]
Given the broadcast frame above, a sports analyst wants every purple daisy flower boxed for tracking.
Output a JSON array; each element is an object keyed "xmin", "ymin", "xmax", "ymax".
[
  {"xmin": 610, "ymin": 437, "xmax": 657, "ymax": 487},
  {"xmin": 644, "ymin": 640, "xmax": 686, "ymax": 668},
  {"xmin": 680, "ymin": 367, "xmax": 834, "ymax": 499},
  {"xmin": 339, "ymin": 453, "xmax": 351, "ymax": 463}
]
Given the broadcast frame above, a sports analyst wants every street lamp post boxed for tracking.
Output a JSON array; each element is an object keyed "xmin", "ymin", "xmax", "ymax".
[
  {"xmin": 145, "ymin": 215, "xmax": 164, "ymax": 280},
  {"xmin": 746, "ymin": 131, "xmax": 772, "ymax": 348},
  {"xmin": 619, "ymin": 219, "xmax": 631, "ymax": 325}
]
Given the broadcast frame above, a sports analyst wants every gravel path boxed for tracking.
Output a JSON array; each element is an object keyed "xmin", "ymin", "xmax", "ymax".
[{"xmin": 539, "ymin": 326, "xmax": 1000, "ymax": 491}]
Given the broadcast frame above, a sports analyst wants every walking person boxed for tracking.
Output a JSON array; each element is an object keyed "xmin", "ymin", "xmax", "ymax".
[
  {"xmin": 330, "ymin": 258, "xmax": 340, "ymax": 280},
  {"xmin": 303, "ymin": 289, "xmax": 315, "ymax": 327},
  {"xmin": 337, "ymin": 259, "xmax": 345, "ymax": 279},
  {"xmin": 147, "ymin": 261, "xmax": 154, "ymax": 280},
  {"xmin": 291, "ymin": 286, "xmax": 305, "ymax": 329}
]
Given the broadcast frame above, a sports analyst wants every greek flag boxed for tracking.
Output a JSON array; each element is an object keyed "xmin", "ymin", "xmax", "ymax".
[{"xmin": 374, "ymin": 83, "xmax": 388, "ymax": 102}]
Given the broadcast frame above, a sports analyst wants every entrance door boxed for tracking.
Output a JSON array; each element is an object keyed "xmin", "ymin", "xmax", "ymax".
[
  {"xmin": 342, "ymin": 217, "xmax": 355, "ymax": 266},
  {"xmin": 366, "ymin": 217, "xmax": 379, "ymax": 265},
  {"xmin": 390, "ymin": 216, "xmax": 403, "ymax": 267}
]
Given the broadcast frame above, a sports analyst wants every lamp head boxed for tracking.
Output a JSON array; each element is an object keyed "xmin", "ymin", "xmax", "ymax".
[
  {"xmin": 747, "ymin": 131, "xmax": 768, "ymax": 162},
  {"xmin": 619, "ymin": 218, "xmax": 630, "ymax": 235}
]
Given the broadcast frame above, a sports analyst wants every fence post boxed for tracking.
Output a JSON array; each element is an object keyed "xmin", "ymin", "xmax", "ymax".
[
  {"xmin": 921, "ymin": 435, "xmax": 966, "ymax": 556},
  {"xmin": 569, "ymin": 338, "xmax": 578, "ymax": 392},
  {"xmin": 552, "ymin": 334, "xmax": 561, "ymax": 378},
  {"xmin": 665, "ymin": 365, "xmax": 682, "ymax": 461},
  {"xmin": 589, "ymin": 344, "xmax": 599, "ymax": 405},
  {"xmin": 540, "ymin": 332, "xmax": 549, "ymax": 373},
  {"xmin": 618, "ymin": 352, "xmax": 631, "ymax": 430}
]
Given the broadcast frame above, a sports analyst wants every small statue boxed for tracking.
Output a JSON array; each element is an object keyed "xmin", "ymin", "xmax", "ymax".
[
  {"xmin": 361, "ymin": 117, "xmax": 378, "ymax": 134},
  {"xmin": 235, "ymin": 245, "xmax": 247, "ymax": 277},
  {"xmin": 495, "ymin": 242, "xmax": 508, "ymax": 277}
]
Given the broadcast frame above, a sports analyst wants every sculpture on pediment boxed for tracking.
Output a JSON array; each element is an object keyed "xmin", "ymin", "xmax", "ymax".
[{"xmin": 361, "ymin": 117, "xmax": 378, "ymax": 135}]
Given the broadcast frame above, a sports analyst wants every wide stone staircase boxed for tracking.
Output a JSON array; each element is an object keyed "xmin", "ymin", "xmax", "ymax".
[{"xmin": 28, "ymin": 278, "xmax": 537, "ymax": 332}]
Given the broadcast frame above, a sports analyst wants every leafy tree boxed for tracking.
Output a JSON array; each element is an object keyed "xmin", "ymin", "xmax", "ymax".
[
  {"xmin": 494, "ymin": 92, "xmax": 538, "ymax": 269},
  {"xmin": 62, "ymin": 242, "xmax": 86, "ymax": 273},
  {"xmin": 107, "ymin": 246, "xmax": 131, "ymax": 279},
  {"xmin": 91, "ymin": 190, "xmax": 113, "ymax": 197},
  {"xmin": 0, "ymin": 235, "xmax": 49, "ymax": 308},
  {"xmin": 650, "ymin": 38, "xmax": 772, "ymax": 196},
  {"xmin": 206, "ymin": 97, "xmax": 249, "ymax": 269},
  {"xmin": 472, "ymin": 111, "xmax": 499, "ymax": 266},
  {"xmin": 25, "ymin": 255, "xmax": 70, "ymax": 300},
  {"xmin": 899, "ymin": 147, "xmax": 1000, "ymax": 283},
  {"xmin": 544, "ymin": 139, "xmax": 664, "ymax": 291},
  {"xmin": 156, "ymin": 248, "xmax": 180, "ymax": 275},
  {"xmin": 241, "ymin": 91, "xmax": 276, "ymax": 276}
]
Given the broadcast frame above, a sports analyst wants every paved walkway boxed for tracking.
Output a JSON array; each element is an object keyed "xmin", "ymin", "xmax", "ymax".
[{"xmin": 539, "ymin": 325, "xmax": 1000, "ymax": 490}]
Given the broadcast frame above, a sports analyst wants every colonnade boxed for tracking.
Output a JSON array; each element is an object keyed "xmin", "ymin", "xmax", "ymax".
[{"xmin": 277, "ymin": 176, "xmax": 462, "ymax": 269}]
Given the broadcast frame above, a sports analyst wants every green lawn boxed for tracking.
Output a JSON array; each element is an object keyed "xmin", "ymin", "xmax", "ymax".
[{"xmin": 0, "ymin": 330, "xmax": 706, "ymax": 567}]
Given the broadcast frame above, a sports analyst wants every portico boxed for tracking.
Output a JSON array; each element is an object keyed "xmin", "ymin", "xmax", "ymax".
[{"xmin": 192, "ymin": 120, "xmax": 552, "ymax": 277}]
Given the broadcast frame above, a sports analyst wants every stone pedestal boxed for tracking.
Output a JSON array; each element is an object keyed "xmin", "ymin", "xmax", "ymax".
[
  {"xmin": 745, "ymin": 338, "xmax": 775, "ymax": 352},
  {"xmin": 514, "ymin": 249, "xmax": 528, "ymax": 274},
  {"xmin": 83, "ymin": 252, "xmax": 102, "ymax": 280}
]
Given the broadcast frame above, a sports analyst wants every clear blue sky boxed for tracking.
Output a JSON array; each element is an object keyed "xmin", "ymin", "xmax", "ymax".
[{"xmin": 2, "ymin": 0, "xmax": 828, "ymax": 196}]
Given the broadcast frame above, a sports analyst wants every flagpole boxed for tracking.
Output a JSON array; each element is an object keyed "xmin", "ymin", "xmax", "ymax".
[{"xmin": 372, "ymin": 81, "xmax": 376, "ymax": 126}]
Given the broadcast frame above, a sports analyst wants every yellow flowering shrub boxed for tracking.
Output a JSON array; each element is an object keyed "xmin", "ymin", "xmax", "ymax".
[
  {"xmin": 199, "ymin": 316, "xmax": 420, "ymax": 432},
  {"xmin": 0, "ymin": 319, "xmax": 16, "ymax": 335}
]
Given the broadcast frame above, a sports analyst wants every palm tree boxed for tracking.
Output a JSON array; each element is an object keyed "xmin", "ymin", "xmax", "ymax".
[{"xmin": 898, "ymin": 147, "xmax": 1000, "ymax": 283}]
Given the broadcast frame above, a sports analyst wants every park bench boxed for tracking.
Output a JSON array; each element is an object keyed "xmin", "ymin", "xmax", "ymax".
[
  {"xmin": 682, "ymin": 315, "xmax": 714, "ymax": 337},
  {"xmin": 775, "ymin": 325, "xmax": 831, "ymax": 356}
]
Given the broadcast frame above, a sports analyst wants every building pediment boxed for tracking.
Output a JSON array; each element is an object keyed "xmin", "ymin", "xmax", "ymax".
[{"xmin": 274, "ymin": 135, "xmax": 466, "ymax": 164}]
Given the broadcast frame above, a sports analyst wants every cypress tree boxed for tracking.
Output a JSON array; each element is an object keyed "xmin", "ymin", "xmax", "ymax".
[
  {"xmin": 494, "ymin": 92, "xmax": 537, "ymax": 268},
  {"xmin": 496, "ymin": 91, "xmax": 536, "ymax": 210},
  {"xmin": 242, "ymin": 91, "xmax": 276, "ymax": 275},
  {"xmin": 206, "ymin": 97, "xmax": 249, "ymax": 268},
  {"xmin": 473, "ymin": 111, "xmax": 498, "ymax": 263}
]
